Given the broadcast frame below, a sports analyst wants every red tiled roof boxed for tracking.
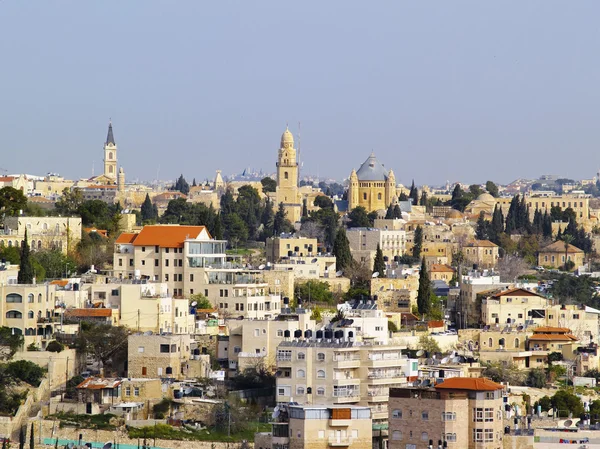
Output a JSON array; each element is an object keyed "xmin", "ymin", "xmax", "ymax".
[
  {"xmin": 533, "ymin": 326, "xmax": 571, "ymax": 333},
  {"xmin": 430, "ymin": 264, "xmax": 455, "ymax": 273},
  {"xmin": 491, "ymin": 288, "xmax": 544, "ymax": 299},
  {"xmin": 132, "ymin": 225, "xmax": 210, "ymax": 248},
  {"xmin": 65, "ymin": 308, "xmax": 112, "ymax": 318},
  {"xmin": 0, "ymin": 177, "xmax": 15, "ymax": 182},
  {"xmin": 528, "ymin": 334, "xmax": 578, "ymax": 341},
  {"xmin": 50, "ymin": 280, "xmax": 69, "ymax": 287},
  {"xmin": 77, "ymin": 377, "xmax": 122, "ymax": 390},
  {"xmin": 435, "ymin": 377, "xmax": 504, "ymax": 391},
  {"xmin": 115, "ymin": 232, "xmax": 138, "ymax": 244},
  {"xmin": 428, "ymin": 320, "xmax": 445, "ymax": 328}
]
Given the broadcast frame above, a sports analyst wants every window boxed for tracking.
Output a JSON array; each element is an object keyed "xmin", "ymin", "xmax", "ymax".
[
  {"xmin": 316, "ymin": 387, "xmax": 325, "ymax": 395},
  {"xmin": 165, "ymin": 259, "xmax": 169, "ymax": 267},
  {"xmin": 296, "ymin": 386, "xmax": 305, "ymax": 395},
  {"xmin": 234, "ymin": 346, "xmax": 241, "ymax": 354},
  {"xmin": 391, "ymin": 431, "xmax": 402, "ymax": 441},
  {"xmin": 445, "ymin": 433, "xmax": 457, "ymax": 442},
  {"xmin": 28, "ymin": 294, "xmax": 34, "ymax": 303},
  {"xmin": 277, "ymin": 329, "xmax": 283, "ymax": 337},
  {"xmin": 142, "ymin": 247, "xmax": 146, "ymax": 252},
  {"xmin": 317, "ymin": 370, "xmax": 325, "ymax": 379},
  {"xmin": 363, "ymin": 193, "xmax": 367, "ymax": 200},
  {"xmin": 6, "ymin": 311, "xmax": 22, "ymax": 319},
  {"xmin": 484, "ymin": 429, "xmax": 494, "ymax": 442},
  {"xmin": 297, "ymin": 352, "xmax": 305, "ymax": 360},
  {"xmin": 125, "ymin": 387, "xmax": 131, "ymax": 396},
  {"xmin": 190, "ymin": 274, "xmax": 194, "ymax": 282},
  {"xmin": 317, "ymin": 352, "xmax": 325, "ymax": 361},
  {"xmin": 138, "ymin": 346, "xmax": 144, "ymax": 353},
  {"xmin": 27, "ymin": 311, "xmax": 34, "ymax": 319},
  {"xmin": 392, "ymin": 409, "xmax": 402, "ymax": 419},
  {"xmin": 421, "ymin": 432, "xmax": 428, "ymax": 441},
  {"xmin": 165, "ymin": 274, "xmax": 169, "ymax": 282},
  {"xmin": 473, "ymin": 429, "xmax": 483, "ymax": 442},
  {"xmin": 278, "ymin": 388, "xmax": 286, "ymax": 396},
  {"xmin": 6, "ymin": 294, "xmax": 22, "ymax": 303},
  {"xmin": 38, "ymin": 294, "xmax": 42, "ymax": 303},
  {"xmin": 485, "ymin": 392, "xmax": 495, "ymax": 399},
  {"xmin": 378, "ymin": 193, "xmax": 382, "ymax": 200},
  {"xmin": 421, "ymin": 411, "xmax": 429, "ymax": 420},
  {"xmin": 441, "ymin": 412, "xmax": 456, "ymax": 421},
  {"xmin": 318, "ymin": 430, "xmax": 324, "ymax": 439},
  {"xmin": 160, "ymin": 344, "xmax": 170, "ymax": 353},
  {"xmin": 134, "ymin": 387, "xmax": 140, "ymax": 396},
  {"xmin": 254, "ymin": 329, "xmax": 260, "ymax": 337},
  {"xmin": 484, "ymin": 408, "xmax": 494, "ymax": 422},
  {"xmin": 142, "ymin": 367, "xmax": 147, "ymax": 376},
  {"xmin": 297, "ymin": 369, "xmax": 305, "ymax": 378},
  {"xmin": 573, "ymin": 314, "xmax": 580, "ymax": 319},
  {"xmin": 155, "ymin": 259, "xmax": 159, "ymax": 267},
  {"xmin": 155, "ymin": 246, "xmax": 159, "ymax": 252}
]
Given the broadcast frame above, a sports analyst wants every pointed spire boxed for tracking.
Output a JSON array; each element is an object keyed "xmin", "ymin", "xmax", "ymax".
[{"xmin": 106, "ymin": 120, "xmax": 115, "ymax": 146}]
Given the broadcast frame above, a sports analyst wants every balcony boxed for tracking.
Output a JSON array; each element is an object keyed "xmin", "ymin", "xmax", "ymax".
[
  {"xmin": 329, "ymin": 419, "xmax": 351, "ymax": 427},
  {"xmin": 333, "ymin": 356, "xmax": 361, "ymax": 369},
  {"xmin": 332, "ymin": 392, "xmax": 360, "ymax": 404},
  {"xmin": 365, "ymin": 354, "xmax": 404, "ymax": 368},
  {"xmin": 332, "ymin": 378, "xmax": 360, "ymax": 387},
  {"xmin": 328, "ymin": 437, "xmax": 352, "ymax": 446}
]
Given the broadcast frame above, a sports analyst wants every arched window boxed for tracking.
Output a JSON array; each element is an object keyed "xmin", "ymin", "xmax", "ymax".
[
  {"xmin": 277, "ymin": 329, "xmax": 283, "ymax": 337},
  {"xmin": 55, "ymin": 224, "xmax": 60, "ymax": 233},
  {"xmin": 316, "ymin": 387, "xmax": 325, "ymax": 395},
  {"xmin": 6, "ymin": 311, "xmax": 22, "ymax": 319},
  {"xmin": 317, "ymin": 353, "xmax": 325, "ymax": 361},
  {"xmin": 6, "ymin": 294, "xmax": 22, "ymax": 303},
  {"xmin": 7, "ymin": 241, "xmax": 12, "ymax": 247},
  {"xmin": 515, "ymin": 338, "xmax": 520, "ymax": 348},
  {"xmin": 363, "ymin": 193, "xmax": 367, "ymax": 200},
  {"xmin": 296, "ymin": 386, "xmax": 305, "ymax": 395},
  {"xmin": 284, "ymin": 171, "xmax": 288, "ymax": 180},
  {"xmin": 297, "ymin": 352, "xmax": 305, "ymax": 360},
  {"xmin": 38, "ymin": 294, "xmax": 42, "ymax": 303},
  {"xmin": 297, "ymin": 369, "xmax": 305, "ymax": 378},
  {"xmin": 37, "ymin": 240, "xmax": 42, "ymax": 250},
  {"xmin": 392, "ymin": 431, "xmax": 402, "ymax": 440},
  {"xmin": 317, "ymin": 370, "xmax": 325, "ymax": 379},
  {"xmin": 27, "ymin": 311, "xmax": 34, "ymax": 319},
  {"xmin": 109, "ymin": 166, "xmax": 114, "ymax": 173},
  {"xmin": 499, "ymin": 338, "xmax": 505, "ymax": 347},
  {"xmin": 378, "ymin": 193, "xmax": 382, "ymax": 200},
  {"xmin": 109, "ymin": 152, "xmax": 113, "ymax": 160},
  {"xmin": 28, "ymin": 294, "xmax": 34, "ymax": 303},
  {"xmin": 488, "ymin": 337, "xmax": 493, "ymax": 347},
  {"xmin": 43, "ymin": 223, "xmax": 48, "ymax": 230}
]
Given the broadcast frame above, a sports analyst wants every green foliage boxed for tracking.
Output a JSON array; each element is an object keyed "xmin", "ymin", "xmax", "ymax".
[
  {"xmin": 551, "ymin": 390, "xmax": 584, "ymax": 417},
  {"xmin": 526, "ymin": 368, "xmax": 547, "ymax": 388},
  {"xmin": 230, "ymin": 366, "xmax": 275, "ymax": 391},
  {"xmin": 54, "ymin": 188, "xmax": 84, "ymax": 216},
  {"xmin": 128, "ymin": 421, "xmax": 270, "ymax": 443},
  {"xmin": 418, "ymin": 336, "xmax": 441, "ymax": 355},
  {"xmin": 333, "ymin": 228, "xmax": 352, "ymax": 272},
  {"xmin": 75, "ymin": 323, "xmax": 129, "ymax": 369},
  {"xmin": 550, "ymin": 274, "xmax": 598, "ymax": 306},
  {"xmin": 485, "ymin": 181, "xmax": 499, "ymax": 197},
  {"xmin": 547, "ymin": 352, "xmax": 563, "ymax": 364},
  {"xmin": 32, "ymin": 250, "xmax": 77, "ymax": 280},
  {"xmin": 347, "ymin": 206, "xmax": 372, "ymax": 228},
  {"xmin": 314, "ymin": 195, "xmax": 334, "ymax": 209},
  {"xmin": 417, "ymin": 258, "xmax": 431, "ymax": 316},
  {"xmin": 412, "ymin": 225, "xmax": 423, "ymax": 260},
  {"xmin": 310, "ymin": 307, "xmax": 322, "ymax": 323},
  {"xmin": 140, "ymin": 193, "xmax": 158, "ymax": 223},
  {"xmin": 4, "ymin": 360, "xmax": 46, "ymax": 387},
  {"xmin": 190, "ymin": 294, "xmax": 212, "ymax": 309},
  {"xmin": 388, "ymin": 321, "xmax": 398, "ymax": 332},
  {"xmin": 172, "ymin": 174, "xmax": 190, "ymax": 195},
  {"xmin": 343, "ymin": 285, "xmax": 370, "ymax": 302},
  {"xmin": 449, "ymin": 185, "xmax": 473, "ymax": 212},
  {"xmin": 53, "ymin": 412, "xmax": 117, "ymax": 430},
  {"xmin": 0, "ymin": 389, "xmax": 27, "ymax": 417},
  {"xmin": 17, "ymin": 230, "xmax": 34, "ymax": 284},
  {"xmin": 536, "ymin": 395, "xmax": 552, "ymax": 412},
  {"xmin": 152, "ymin": 398, "xmax": 172, "ymax": 419},
  {"xmin": 260, "ymin": 177, "xmax": 277, "ymax": 193},
  {"xmin": 294, "ymin": 280, "xmax": 333, "ymax": 305},
  {"xmin": 428, "ymin": 294, "xmax": 444, "ymax": 320},
  {"xmin": 373, "ymin": 244, "xmax": 385, "ymax": 277},
  {"xmin": 0, "ymin": 187, "xmax": 27, "ymax": 217},
  {"xmin": 273, "ymin": 202, "xmax": 294, "ymax": 236},
  {"xmin": 46, "ymin": 341, "xmax": 64, "ymax": 353},
  {"xmin": 305, "ymin": 207, "xmax": 339, "ymax": 248},
  {"xmin": 65, "ymin": 375, "xmax": 84, "ymax": 400},
  {"xmin": 26, "ymin": 343, "xmax": 39, "ymax": 352},
  {"xmin": 0, "ymin": 327, "xmax": 24, "ymax": 357}
]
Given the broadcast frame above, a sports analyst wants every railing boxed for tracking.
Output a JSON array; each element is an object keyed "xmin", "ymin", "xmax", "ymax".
[
  {"xmin": 367, "ymin": 388, "xmax": 389, "ymax": 397},
  {"xmin": 333, "ymin": 390, "xmax": 359, "ymax": 398},
  {"xmin": 368, "ymin": 353, "xmax": 401, "ymax": 361},
  {"xmin": 328, "ymin": 437, "xmax": 352, "ymax": 445},
  {"xmin": 239, "ymin": 351, "xmax": 267, "ymax": 358},
  {"xmin": 368, "ymin": 371, "xmax": 405, "ymax": 379},
  {"xmin": 333, "ymin": 355, "xmax": 361, "ymax": 361},
  {"xmin": 276, "ymin": 356, "xmax": 292, "ymax": 362}
]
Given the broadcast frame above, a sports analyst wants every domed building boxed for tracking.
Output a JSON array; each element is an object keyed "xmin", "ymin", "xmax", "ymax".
[
  {"xmin": 465, "ymin": 192, "xmax": 498, "ymax": 217},
  {"xmin": 348, "ymin": 152, "xmax": 397, "ymax": 213}
]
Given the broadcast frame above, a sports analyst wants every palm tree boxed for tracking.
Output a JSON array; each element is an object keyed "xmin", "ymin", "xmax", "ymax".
[{"xmin": 562, "ymin": 234, "xmax": 574, "ymax": 271}]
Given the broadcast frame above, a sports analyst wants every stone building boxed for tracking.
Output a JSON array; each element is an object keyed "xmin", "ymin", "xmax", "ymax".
[
  {"xmin": 538, "ymin": 241, "xmax": 585, "ymax": 270},
  {"xmin": 127, "ymin": 333, "xmax": 191, "ymax": 380},
  {"xmin": 388, "ymin": 378, "xmax": 505, "ymax": 449},
  {"xmin": 274, "ymin": 128, "xmax": 302, "ymax": 223},
  {"xmin": 346, "ymin": 227, "xmax": 406, "ymax": 267},
  {"xmin": 1, "ymin": 216, "xmax": 82, "ymax": 254},
  {"xmin": 348, "ymin": 152, "xmax": 397, "ymax": 213},
  {"xmin": 463, "ymin": 240, "xmax": 499, "ymax": 269}
]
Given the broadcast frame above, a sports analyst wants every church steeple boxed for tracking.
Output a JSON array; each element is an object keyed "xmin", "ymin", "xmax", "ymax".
[{"xmin": 106, "ymin": 121, "xmax": 116, "ymax": 146}]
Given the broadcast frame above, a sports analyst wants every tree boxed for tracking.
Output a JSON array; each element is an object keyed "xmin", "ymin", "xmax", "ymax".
[
  {"xmin": 497, "ymin": 254, "xmax": 528, "ymax": 282},
  {"xmin": 485, "ymin": 181, "xmax": 499, "ymax": 198},
  {"xmin": 385, "ymin": 204, "xmax": 395, "ymax": 219},
  {"xmin": 419, "ymin": 191, "xmax": 428, "ymax": 207},
  {"xmin": 476, "ymin": 212, "xmax": 490, "ymax": 240},
  {"xmin": 190, "ymin": 293, "xmax": 212, "ymax": 309},
  {"xmin": 526, "ymin": 368, "xmax": 546, "ymax": 388},
  {"xmin": 0, "ymin": 187, "xmax": 27, "ymax": 217},
  {"xmin": 314, "ymin": 195, "xmax": 334, "ymax": 209},
  {"xmin": 551, "ymin": 390, "xmax": 584, "ymax": 418},
  {"xmin": 212, "ymin": 213, "xmax": 223, "ymax": 240},
  {"xmin": 260, "ymin": 177, "xmax": 277, "ymax": 193},
  {"xmin": 347, "ymin": 206, "xmax": 372, "ymax": 228},
  {"xmin": 333, "ymin": 228, "xmax": 352, "ymax": 271},
  {"xmin": 408, "ymin": 180, "xmax": 418, "ymax": 206},
  {"xmin": 373, "ymin": 244, "xmax": 385, "ymax": 277},
  {"xmin": 418, "ymin": 336, "xmax": 441, "ymax": 355},
  {"xmin": 274, "ymin": 203, "xmax": 294, "ymax": 235},
  {"xmin": 562, "ymin": 234, "xmax": 574, "ymax": 271},
  {"xmin": 388, "ymin": 321, "xmax": 398, "ymax": 332},
  {"xmin": 173, "ymin": 174, "xmax": 190, "ymax": 195},
  {"xmin": 75, "ymin": 323, "xmax": 129, "ymax": 370},
  {"xmin": 0, "ymin": 326, "xmax": 24, "ymax": 357},
  {"xmin": 46, "ymin": 340, "xmax": 64, "ymax": 353},
  {"xmin": 141, "ymin": 194, "xmax": 157, "ymax": 223},
  {"xmin": 469, "ymin": 184, "xmax": 484, "ymax": 197},
  {"xmin": 54, "ymin": 188, "xmax": 83, "ymax": 216},
  {"xmin": 399, "ymin": 192, "xmax": 408, "ymax": 202},
  {"xmin": 17, "ymin": 230, "xmax": 34, "ymax": 284},
  {"xmin": 412, "ymin": 225, "xmax": 423, "ymax": 260},
  {"xmin": 489, "ymin": 205, "xmax": 505, "ymax": 244},
  {"xmin": 32, "ymin": 250, "xmax": 76, "ymax": 280},
  {"xmin": 294, "ymin": 280, "xmax": 334, "ymax": 305},
  {"xmin": 417, "ymin": 258, "xmax": 431, "ymax": 316}
]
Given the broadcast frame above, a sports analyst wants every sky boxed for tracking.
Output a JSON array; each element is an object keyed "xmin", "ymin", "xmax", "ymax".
[{"xmin": 1, "ymin": 1, "xmax": 600, "ymax": 186}]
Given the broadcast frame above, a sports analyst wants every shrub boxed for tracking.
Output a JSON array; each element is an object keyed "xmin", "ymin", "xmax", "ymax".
[
  {"xmin": 4, "ymin": 360, "xmax": 46, "ymax": 386},
  {"xmin": 46, "ymin": 341, "xmax": 64, "ymax": 353},
  {"xmin": 388, "ymin": 321, "xmax": 398, "ymax": 332}
]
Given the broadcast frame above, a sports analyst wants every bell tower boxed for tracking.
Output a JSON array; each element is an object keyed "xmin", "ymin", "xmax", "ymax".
[
  {"xmin": 103, "ymin": 121, "xmax": 117, "ymax": 181},
  {"xmin": 275, "ymin": 127, "xmax": 301, "ymax": 222}
]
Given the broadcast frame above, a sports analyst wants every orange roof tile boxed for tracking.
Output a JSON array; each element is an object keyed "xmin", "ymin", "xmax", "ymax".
[
  {"xmin": 65, "ymin": 308, "xmax": 112, "ymax": 318},
  {"xmin": 528, "ymin": 334, "xmax": 578, "ymax": 341},
  {"xmin": 0, "ymin": 177, "xmax": 15, "ymax": 182},
  {"xmin": 132, "ymin": 225, "xmax": 210, "ymax": 248},
  {"xmin": 115, "ymin": 232, "xmax": 138, "ymax": 244},
  {"xmin": 491, "ymin": 288, "xmax": 544, "ymax": 299},
  {"xmin": 430, "ymin": 264, "xmax": 455, "ymax": 273},
  {"xmin": 435, "ymin": 377, "xmax": 504, "ymax": 391},
  {"xmin": 428, "ymin": 320, "xmax": 445, "ymax": 328},
  {"xmin": 533, "ymin": 326, "xmax": 571, "ymax": 333},
  {"xmin": 50, "ymin": 280, "xmax": 69, "ymax": 287}
]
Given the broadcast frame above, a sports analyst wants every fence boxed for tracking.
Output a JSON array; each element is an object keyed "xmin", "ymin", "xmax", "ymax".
[{"xmin": 44, "ymin": 438, "xmax": 167, "ymax": 449}]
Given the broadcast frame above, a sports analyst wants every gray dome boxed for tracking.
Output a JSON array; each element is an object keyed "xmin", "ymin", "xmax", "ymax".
[{"xmin": 355, "ymin": 152, "xmax": 389, "ymax": 181}]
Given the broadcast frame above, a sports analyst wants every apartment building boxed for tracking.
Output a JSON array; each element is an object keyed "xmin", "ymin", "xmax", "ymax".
[
  {"xmin": 457, "ymin": 271, "xmax": 509, "ymax": 328},
  {"xmin": 1, "ymin": 216, "xmax": 82, "ymax": 254},
  {"xmin": 275, "ymin": 333, "xmax": 417, "ymax": 426},
  {"xmin": 430, "ymin": 264, "xmax": 455, "ymax": 282},
  {"xmin": 538, "ymin": 241, "xmax": 585, "ymax": 270},
  {"xmin": 388, "ymin": 378, "xmax": 505, "ymax": 449},
  {"xmin": 113, "ymin": 225, "xmax": 281, "ymax": 319},
  {"xmin": 371, "ymin": 275, "xmax": 419, "ymax": 313},
  {"xmin": 273, "ymin": 255, "xmax": 337, "ymax": 279},
  {"xmin": 0, "ymin": 283, "xmax": 59, "ymax": 349},
  {"xmin": 266, "ymin": 236, "xmax": 319, "ymax": 263},
  {"xmin": 346, "ymin": 228, "xmax": 406, "ymax": 266},
  {"xmin": 463, "ymin": 240, "xmax": 499, "ymax": 269},
  {"xmin": 481, "ymin": 288, "xmax": 550, "ymax": 328},
  {"xmin": 227, "ymin": 310, "xmax": 316, "ymax": 372},
  {"xmin": 255, "ymin": 404, "xmax": 372, "ymax": 449},
  {"xmin": 127, "ymin": 333, "xmax": 191, "ymax": 380}
]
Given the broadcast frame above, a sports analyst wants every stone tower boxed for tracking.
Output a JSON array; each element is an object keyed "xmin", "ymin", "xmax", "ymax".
[
  {"xmin": 103, "ymin": 121, "xmax": 118, "ymax": 180},
  {"xmin": 275, "ymin": 127, "xmax": 301, "ymax": 223},
  {"xmin": 117, "ymin": 167, "xmax": 125, "ymax": 192},
  {"xmin": 348, "ymin": 169, "xmax": 359, "ymax": 210}
]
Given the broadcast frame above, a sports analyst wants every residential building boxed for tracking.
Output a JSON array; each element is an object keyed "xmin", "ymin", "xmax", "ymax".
[
  {"xmin": 346, "ymin": 227, "xmax": 406, "ymax": 267},
  {"xmin": 463, "ymin": 240, "xmax": 499, "ymax": 269},
  {"xmin": 255, "ymin": 404, "xmax": 372, "ymax": 449},
  {"xmin": 457, "ymin": 271, "xmax": 509, "ymax": 328},
  {"xmin": 266, "ymin": 235, "xmax": 319, "ymax": 263},
  {"xmin": 348, "ymin": 152, "xmax": 397, "ymax": 212},
  {"xmin": 113, "ymin": 225, "xmax": 281, "ymax": 318},
  {"xmin": 273, "ymin": 255, "xmax": 337, "ymax": 280},
  {"xmin": 1, "ymin": 216, "xmax": 82, "ymax": 254},
  {"xmin": 388, "ymin": 378, "xmax": 505, "ymax": 449},
  {"xmin": 430, "ymin": 264, "xmax": 455, "ymax": 282},
  {"xmin": 371, "ymin": 275, "xmax": 419, "ymax": 313},
  {"xmin": 76, "ymin": 377, "xmax": 122, "ymax": 414},
  {"xmin": 538, "ymin": 241, "xmax": 585, "ymax": 270},
  {"xmin": 481, "ymin": 288, "xmax": 550, "ymax": 328},
  {"xmin": 127, "ymin": 334, "xmax": 191, "ymax": 380}
]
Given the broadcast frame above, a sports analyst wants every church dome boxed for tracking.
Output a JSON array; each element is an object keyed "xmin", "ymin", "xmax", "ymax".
[
  {"xmin": 355, "ymin": 152, "xmax": 389, "ymax": 181},
  {"xmin": 281, "ymin": 128, "xmax": 294, "ymax": 146},
  {"xmin": 476, "ymin": 193, "xmax": 495, "ymax": 203},
  {"xmin": 445, "ymin": 209, "xmax": 464, "ymax": 219}
]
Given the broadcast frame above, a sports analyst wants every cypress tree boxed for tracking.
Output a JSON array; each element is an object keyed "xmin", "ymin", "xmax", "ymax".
[
  {"xmin": 373, "ymin": 244, "xmax": 385, "ymax": 277},
  {"xmin": 505, "ymin": 195, "xmax": 519, "ymax": 234},
  {"xmin": 409, "ymin": 181, "xmax": 419, "ymax": 206},
  {"xmin": 556, "ymin": 227, "xmax": 563, "ymax": 241},
  {"xmin": 476, "ymin": 212, "xmax": 489, "ymax": 240},
  {"xmin": 393, "ymin": 204, "xmax": 402, "ymax": 219},
  {"xmin": 490, "ymin": 205, "xmax": 504, "ymax": 244},
  {"xmin": 17, "ymin": 230, "xmax": 34, "ymax": 284},
  {"xmin": 333, "ymin": 228, "xmax": 352, "ymax": 271},
  {"xmin": 542, "ymin": 211, "xmax": 553, "ymax": 239},
  {"xmin": 413, "ymin": 225, "xmax": 423, "ymax": 260},
  {"xmin": 385, "ymin": 204, "xmax": 394, "ymax": 219},
  {"xmin": 192, "ymin": 178, "xmax": 197, "ymax": 187},
  {"xmin": 417, "ymin": 258, "xmax": 432, "ymax": 317},
  {"xmin": 419, "ymin": 191, "xmax": 428, "ymax": 207},
  {"xmin": 532, "ymin": 209, "xmax": 543, "ymax": 235},
  {"xmin": 213, "ymin": 213, "xmax": 224, "ymax": 240},
  {"xmin": 141, "ymin": 194, "xmax": 155, "ymax": 222},
  {"xmin": 302, "ymin": 199, "xmax": 308, "ymax": 218},
  {"xmin": 399, "ymin": 192, "xmax": 408, "ymax": 202}
]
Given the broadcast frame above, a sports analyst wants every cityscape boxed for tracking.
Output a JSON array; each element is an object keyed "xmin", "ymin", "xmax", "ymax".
[{"xmin": 3, "ymin": 2, "xmax": 600, "ymax": 449}]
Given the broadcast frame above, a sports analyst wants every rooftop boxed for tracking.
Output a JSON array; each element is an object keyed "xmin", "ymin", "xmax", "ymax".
[
  {"xmin": 125, "ymin": 225, "xmax": 211, "ymax": 248},
  {"xmin": 434, "ymin": 377, "xmax": 503, "ymax": 391},
  {"xmin": 541, "ymin": 241, "xmax": 584, "ymax": 254},
  {"xmin": 77, "ymin": 377, "xmax": 122, "ymax": 390}
]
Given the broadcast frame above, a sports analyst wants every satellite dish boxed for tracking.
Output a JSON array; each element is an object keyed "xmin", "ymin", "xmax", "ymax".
[
  {"xmin": 372, "ymin": 272, "xmax": 380, "ymax": 278},
  {"xmin": 184, "ymin": 388, "xmax": 193, "ymax": 395},
  {"xmin": 102, "ymin": 443, "xmax": 113, "ymax": 449},
  {"xmin": 336, "ymin": 270, "xmax": 343, "ymax": 277},
  {"xmin": 311, "ymin": 258, "xmax": 318, "ymax": 263},
  {"xmin": 564, "ymin": 419, "xmax": 573, "ymax": 427},
  {"xmin": 517, "ymin": 325, "xmax": 524, "ymax": 331},
  {"xmin": 416, "ymin": 350, "xmax": 424, "ymax": 357},
  {"xmin": 441, "ymin": 357, "xmax": 450, "ymax": 364},
  {"xmin": 191, "ymin": 301, "xmax": 198, "ymax": 307},
  {"xmin": 272, "ymin": 409, "xmax": 280, "ymax": 418},
  {"xmin": 259, "ymin": 264, "xmax": 266, "ymax": 270}
]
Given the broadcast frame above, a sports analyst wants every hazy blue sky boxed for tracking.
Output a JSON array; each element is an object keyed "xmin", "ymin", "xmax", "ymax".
[{"xmin": 1, "ymin": 1, "xmax": 599, "ymax": 186}]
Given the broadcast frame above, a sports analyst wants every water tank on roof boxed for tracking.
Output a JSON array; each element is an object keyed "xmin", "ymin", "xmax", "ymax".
[
  {"xmin": 283, "ymin": 297, "xmax": 290, "ymax": 305},
  {"xmin": 284, "ymin": 330, "xmax": 291, "ymax": 338},
  {"xmin": 324, "ymin": 330, "xmax": 334, "ymax": 340},
  {"xmin": 348, "ymin": 331, "xmax": 354, "ymax": 339},
  {"xmin": 334, "ymin": 330, "xmax": 344, "ymax": 339},
  {"xmin": 316, "ymin": 330, "xmax": 324, "ymax": 339},
  {"xmin": 304, "ymin": 330, "xmax": 312, "ymax": 339},
  {"xmin": 294, "ymin": 330, "xmax": 302, "ymax": 338},
  {"xmin": 193, "ymin": 348, "xmax": 200, "ymax": 356}
]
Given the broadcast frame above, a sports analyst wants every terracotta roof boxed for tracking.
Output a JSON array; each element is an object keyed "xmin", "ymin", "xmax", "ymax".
[
  {"xmin": 533, "ymin": 326, "xmax": 571, "ymax": 333},
  {"xmin": 491, "ymin": 288, "xmax": 544, "ymax": 299},
  {"xmin": 430, "ymin": 264, "xmax": 455, "ymax": 273},
  {"xmin": 428, "ymin": 320, "xmax": 445, "ymax": 328},
  {"xmin": 435, "ymin": 377, "xmax": 504, "ymax": 391},
  {"xmin": 115, "ymin": 232, "xmax": 138, "ymax": 244},
  {"xmin": 132, "ymin": 225, "xmax": 210, "ymax": 248},
  {"xmin": 465, "ymin": 239, "xmax": 498, "ymax": 248},
  {"xmin": 77, "ymin": 377, "xmax": 122, "ymax": 390},
  {"xmin": 0, "ymin": 177, "xmax": 15, "ymax": 182},
  {"xmin": 65, "ymin": 308, "xmax": 112, "ymax": 318},
  {"xmin": 540, "ymin": 241, "xmax": 584, "ymax": 254},
  {"xmin": 528, "ymin": 334, "xmax": 578, "ymax": 341},
  {"xmin": 50, "ymin": 280, "xmax": 69, "ymax": 287},
  {"xmin": 84, "ymin": 228, "xmax": 108, "ymax": 237}
]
